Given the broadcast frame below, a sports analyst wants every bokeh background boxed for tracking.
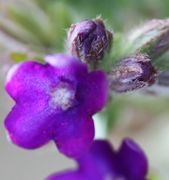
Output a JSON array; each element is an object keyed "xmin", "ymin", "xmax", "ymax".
[{"xmin": 1, "ymin": 0, "xmax": 169, "ymax": 179}]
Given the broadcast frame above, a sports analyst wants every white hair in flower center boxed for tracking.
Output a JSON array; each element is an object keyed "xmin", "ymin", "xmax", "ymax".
[{"xmin": 50, "ymin": 82, "xmax": 76, "ymax": 111}]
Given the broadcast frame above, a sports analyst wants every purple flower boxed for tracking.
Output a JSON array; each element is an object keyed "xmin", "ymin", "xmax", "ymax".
[
  {"xmin": 109, "ymin": 54, "xmax": 157, "ymax": 93},
  {"xmin": 67, "ymin": 18, "xmax": 112, "ymax": 66},
  {"xmin": 47, "ymin": 138, "xmax": 148, "ymax": 180},
  {"xmin": 4, "ymin": 54, "xmax": 108, "ymax": 158}
]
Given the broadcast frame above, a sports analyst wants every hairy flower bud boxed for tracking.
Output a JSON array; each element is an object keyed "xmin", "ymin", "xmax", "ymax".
[
  {"xmin": 67, "ymin": 18, "xmax": 112, "ymax": 66},
  {"xmin": 129, "ymin": 19, "xmax": 169, "ymax": 58},
  {"xmin": 108, "ymin": 54, "xmax": 157, "ymax": 93}
]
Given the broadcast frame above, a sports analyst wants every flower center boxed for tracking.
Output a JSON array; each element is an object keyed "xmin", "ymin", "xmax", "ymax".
[{"xmin": 50, "ymin": 82, "xmax": 76, "ymax": 111}]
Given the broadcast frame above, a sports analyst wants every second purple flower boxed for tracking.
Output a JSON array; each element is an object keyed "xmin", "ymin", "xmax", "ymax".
[{"xmin": 47, "ymin": 138, "xmax": 148, "ymax": 180}]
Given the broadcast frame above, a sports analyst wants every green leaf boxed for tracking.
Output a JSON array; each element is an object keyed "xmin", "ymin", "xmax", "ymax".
[
  {"xmin": 8, "ymin": 5, "xmax": 53, "ymax": 47},
  {"xmin": 10, "ymin": 52, "xmax": 28, "ymax": 62},
  {"xmin": 10, "ymin": 51, "xmax": 44, "ymax": 63},
  {"xmin": 0, "ymin": 1, "xmax": 74, "ymax": 54}
]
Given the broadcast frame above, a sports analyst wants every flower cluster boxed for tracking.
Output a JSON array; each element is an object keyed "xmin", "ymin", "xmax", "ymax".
[{"xmin": 5, "ymin": 17, "xmax": 166, "ymax": 180}]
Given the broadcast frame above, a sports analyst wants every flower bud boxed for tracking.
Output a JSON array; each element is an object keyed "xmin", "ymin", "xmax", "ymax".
[
  {"xmin": 108, "ymin": 54, "xmax": 157, "ymax": 93},
  {"xmin": 67, "ymin": 18, "xmax": 112, "ymax": 66},
  {"xmin": 129, "ymin": 19, "xmax": 169, "ymax": 59}
]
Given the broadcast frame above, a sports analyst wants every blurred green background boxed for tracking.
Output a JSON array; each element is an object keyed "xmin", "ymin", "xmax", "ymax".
[
  {"xmin": 1, "ymin": 0, "xmax": 169, "ymax": 55},
  {"xmin": 1, "ymin": 0, "xmax": 169, "ymax": 180}
]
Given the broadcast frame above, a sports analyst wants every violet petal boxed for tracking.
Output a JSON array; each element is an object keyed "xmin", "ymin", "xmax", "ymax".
[
  {"xmin": 79, "ymin": 71, "xmax": 108, "ymax": 115},
  {"xmin": 5, "ymin": 104, "xmax": 55, "ymax": 149},
  {"xmin": 5, "ymin": 61, "xmax": 55, "ymax": 102},
  {"xmin": 53, "ymin": 110, "xmax": 94, "ymax": 159},
  {"xmin": 117, "ymin": 138, "xmax": 148, "ymax": 180}
]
